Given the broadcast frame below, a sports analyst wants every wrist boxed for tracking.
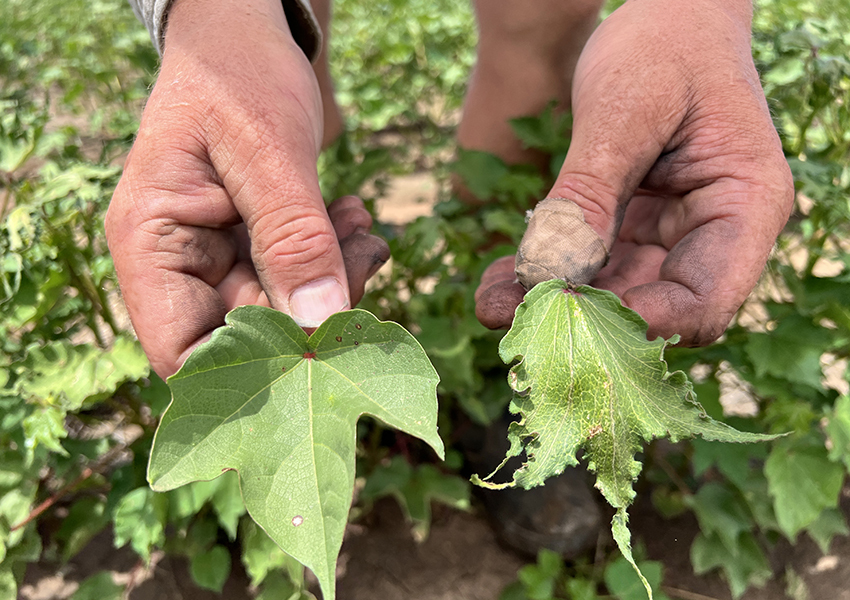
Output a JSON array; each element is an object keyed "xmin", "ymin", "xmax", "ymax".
[
  {"xmin": 707, "ymin": 0, "xmax": 753, "ymax": 29},
  {"xmin": 164, "ymin": 0, "xmax": 293, "ymax": 54}
]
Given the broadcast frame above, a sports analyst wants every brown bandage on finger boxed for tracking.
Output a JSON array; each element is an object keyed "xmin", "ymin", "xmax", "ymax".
[{"xmin": 515, "ymin": 198, "xmax": 609, "ymax": 289}]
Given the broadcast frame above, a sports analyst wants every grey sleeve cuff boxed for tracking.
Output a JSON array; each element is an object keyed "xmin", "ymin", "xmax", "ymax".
[{"xmin": 127, "ymin": 0, "xmax": 322, "ymax": 62}]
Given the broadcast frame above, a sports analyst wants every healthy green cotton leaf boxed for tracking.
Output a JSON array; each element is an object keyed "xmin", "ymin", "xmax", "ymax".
[
  {"xmin": 113, "ymin": 487, "xmax": 167, "ymax": 562},
  {"xmin": 690, "ymin": 531, "xmax": 771, "ymax": 599},
  {"xmin": 825, "ymin": 395, "xmax": 850, "ymax": 470},
  {"xmin": 806, "ymin": 507, "xmax": 849, "ymax": 554},
  {"xmin": 765, "ymin": 440, "xmax": 845, "ymax": 540},
  {"xmin": 361, "ymin": 455, "xmax": 470, "ymax": 541},
  {"xmin": 473, "ymin": 280, "xmax": 779, "ymax": 599},
  {"xmin": 69, "ymin": 572, "xmax": 124, "ymax": 600},
  {"xmin": 189, "ymin": 545, "xmax": 231, "ymax": 593},
  {"xmin": 148, "ymin": 307, "xmax": 443, "ymax": 600},
  {"xmin": 17, "ymin": 337, "xmax": 149, "ymax": 410}
]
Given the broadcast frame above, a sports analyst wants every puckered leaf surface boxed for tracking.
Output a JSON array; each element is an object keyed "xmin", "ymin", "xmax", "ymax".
[
  {"xmin": 473, "ymin": 280, "xmax": 779, "ymax": 598},
  {"xmin": 148, "ymin": 307, "xmax": 443, "ymax": 600}
]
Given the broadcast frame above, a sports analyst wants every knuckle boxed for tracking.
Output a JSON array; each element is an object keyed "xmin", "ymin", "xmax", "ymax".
[
  {"xmin": 255, "ymin": 211, "xmax": 339, "ymax": 273},
  {"xmin": 689, "ymin": 315, "xmax": 731, "ymax": 347},
  {"xmin": 548, "ymin": 174, "xmax": 621, "ymax": 233}
]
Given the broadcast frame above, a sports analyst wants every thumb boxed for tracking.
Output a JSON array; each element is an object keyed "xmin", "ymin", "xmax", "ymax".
[
  {"xmin": 516, "ymin": 35, "xmax": 687, "ymax": 290},
  {"xmin": 216, "ymin": 109, "xmax": 351, "ymax": 328}
]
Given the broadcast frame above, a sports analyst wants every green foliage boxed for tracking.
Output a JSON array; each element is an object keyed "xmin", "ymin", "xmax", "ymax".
[
  {"xmin": 498, "ymin": 549, "xmax": 672, "ymax": 600},
  {"xmin": 765, "ymin": 439, "xmax": 846, "ymax": 539},
  {"xmin": 1, "ymin": 0, "xmax": 849, "ymax": 598},
  {"xmin": 70, "ymin": 572, "xmax": 125, "ymax": 600},
  {"xmin": 190, "ymin": 545, "xmax": 232, "ymax": 593},
  {"xmin": 500, "ymin": 549, "xmax": 565, "ymax": 600},
  {"xmin": 360, "ymin": 454, "xmax": 470, "ymax": 541},
  {"xmin": 604, "ymin": 557, "xmax": 670, "ymax": 600},
  {"xmin": 330, "ymin": 0, "xmax": 474, "ymax": 133},
  {"xmin": 113, "ymin": 487, "xmax": 167, "ymax": 562}
]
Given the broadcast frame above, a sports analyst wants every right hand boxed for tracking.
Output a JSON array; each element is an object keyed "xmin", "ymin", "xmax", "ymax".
[
  {"xmin": 106, "ymin": 0, "xmax": 388, "ymax": 379},
  {"xmin": 474, "ymin": 0, "xmax": 793, "ymax": 346}
]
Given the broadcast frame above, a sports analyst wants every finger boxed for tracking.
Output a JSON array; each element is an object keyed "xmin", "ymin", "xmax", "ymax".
[
  {"xmin": 326, "ymin": 195, "xmax": 390, "ymax": 306},
  {"xmin": 475, "ymin": 255, "xmax": 517, "ymax": 301},
  {"xmin": 622, "ymin": 176, "xmax": 792, "ymax": 346},
  {"xmin": 476, "ymin": 280, "xmax": 526, "ymax": 330},
  {"xmin": 475, "ymin": 256, "xmax": 526, "ymax": 329},
  {"xmin": 105, "ymin": 90, "xmax": 258, "ymax": 376},
  {"xmin": 591, "ymin": 242, "xmax": 667, "ymax": 297},
  {"xmin": 327, "ymin": 195, "xmax": 373, "ymax": 238},
  {"xmin": 339, "ymin": 233, "xmax": 390, "ymax": 306},
  {"xmin": 208, "ymin": 87, "xmax": 351, "ymax": 329}
]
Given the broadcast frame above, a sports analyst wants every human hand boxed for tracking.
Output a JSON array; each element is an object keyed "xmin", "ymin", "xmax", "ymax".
[
  {"xmin": 475, "ymin": 0, "xmax": 794, "ymax": 345},
  {"xmin": 106, "ymin": 0, "xmax": 387, "ymax": 379}
]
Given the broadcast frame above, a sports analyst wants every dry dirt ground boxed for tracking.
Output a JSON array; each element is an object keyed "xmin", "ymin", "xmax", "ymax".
[
  {"xmin": 20, "ymin": 491, "xmax": 850, "ymax": 600},
  {"xmin": 19, "ymin": 174, "xmax": 850, "ymax": 600}
]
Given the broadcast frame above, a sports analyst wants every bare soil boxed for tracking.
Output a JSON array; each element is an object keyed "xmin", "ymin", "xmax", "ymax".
[{"xmin": 21, "ymin": 490, "xmax": 850, "ymax": 600}]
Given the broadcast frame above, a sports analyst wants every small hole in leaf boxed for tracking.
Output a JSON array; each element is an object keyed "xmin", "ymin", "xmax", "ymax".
[
  {"xmin": 336, "ymin": 336, "xmax": 342, "ymax": 342},
  {"xmin": 292, "ymin": 515, "xmax": 303, "ymax": 527},
  {"xmin": 355, "ymin": 323, "xmax": 362, "ymax": 330},
  {"xmin": 354, "ymin": 341, "xmax": 359, "ymax": 346}
]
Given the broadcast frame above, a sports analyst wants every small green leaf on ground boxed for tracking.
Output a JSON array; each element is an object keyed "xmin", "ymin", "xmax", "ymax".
[
  {"xmin": 241, "ymin": 520, "xmax": 305, "ymax": 588},
  {"xmin": 69, "ymin": 572, "xmax": 124, "ymax": 600},
  {"xmin": 148, "ymin": 307, "xmax": 443, "ymax": 600},
  {"xmin": 211, "ymin": 470, "xmax": 246, "ymax": 540},
  {"xmin": 256, "ymin": 571, "xmax": 316, "ymax": 600},
  {"xmin": 361, "ymin": 455, "xmax": 470, "ymax": 541},
  {"xmin": 686, "ymin": 483, "xmax": 753, "ymax": 555},
  {"xmin": 566, "ymin": 577, "xmax": 599, "ymax": 600},
  {"xmin": 806, "ymin": 508, "xmax": 849, "ymax": 554},
  {"xmin": 825, "ymin": 395, "xmax": 850, "ymax": 470},
  {"xmin": 604, "ymin": 556, "xmax": 670, "ymax": 600},
  {"xmin": 189, "ymin": 544, "xmax": 231, "ymax": 593},
  {"xmin": 472, "ymin": 280, "xmax": 780, "ymax": 599},
  {"xmin": 112, "ymin": 487, "xmax": 167, "ymax": 562},
  {"xmin": 765, "ymin": 439, "xmax": 845, "ymax": 540},
  {"xmin": 691, "ymin": 531, "xmax": 771, "ymax": 599}
]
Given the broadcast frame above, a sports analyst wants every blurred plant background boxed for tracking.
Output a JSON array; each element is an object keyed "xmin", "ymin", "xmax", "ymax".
[{"xmin": 1, "ymin": 0, "xmax": 848, "ymax": 598}]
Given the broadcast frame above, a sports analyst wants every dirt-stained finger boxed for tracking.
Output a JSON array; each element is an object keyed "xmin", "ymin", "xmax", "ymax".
[
  {"xmin": 339, "ymin": 232, "xmax": 390, "ymax": 306},
  {"xmin": 475, "ymin": 255, "xmax": 517, "ymax": 301},
  {"xmin": 475, "ymin": 280, "xmax": 526, "ymax": 330},
  {"xmin": 328, "ymin": 195, "xmax": 373, "ymax": 239}
]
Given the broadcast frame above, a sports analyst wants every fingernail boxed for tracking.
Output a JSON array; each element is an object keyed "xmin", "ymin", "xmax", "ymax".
[{"xmin": 289, "ymin": 278, "xmax": 349, "ymax": 327}]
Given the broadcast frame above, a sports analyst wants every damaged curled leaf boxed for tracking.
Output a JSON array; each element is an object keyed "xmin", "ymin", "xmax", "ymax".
[{"xmin": 472, "ymin": 279, "xmax": 782, "ymax": 599}]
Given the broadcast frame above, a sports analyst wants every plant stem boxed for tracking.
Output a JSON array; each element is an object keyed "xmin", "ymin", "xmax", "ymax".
[
  {"xmin": 652, "ymin": 450, "xmax": 693, "ymax": 498},
  {"xmin": 10, "ymin": 442, "xmax": 128, "ymax": 531},
  {"xmin": 0, "ymin": 184, "xmax": 12, "ymax": 221},
  {"xmin": 10, "ymin": 467, "xmax": 93, "ymax": 531}
]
